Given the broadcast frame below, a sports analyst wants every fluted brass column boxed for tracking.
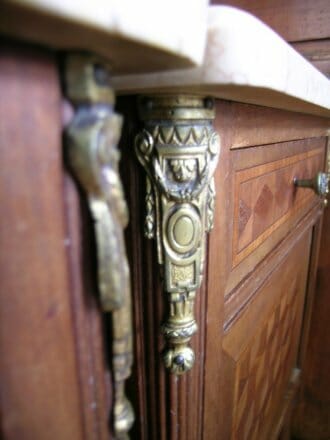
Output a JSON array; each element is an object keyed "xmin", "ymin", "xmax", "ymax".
[{"xmin": 135, "ymin": 96, "xmax": 220, "ymax": 374}]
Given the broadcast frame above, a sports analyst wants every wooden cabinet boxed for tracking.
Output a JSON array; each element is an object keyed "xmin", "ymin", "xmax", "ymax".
[
  {"xmin": 0, "ymin": 51, "xmax": 328, "ymax": 440},
  {"xmin": 1, "ymin": 3, "xmax": 330, "ymax": 440},
  {"xmin": 116, "ymin": 97, "xmax": 329, "ymax": 439}
]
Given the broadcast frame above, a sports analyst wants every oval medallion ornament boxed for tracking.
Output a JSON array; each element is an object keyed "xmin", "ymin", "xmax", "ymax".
[
  {"xmin": 167, "ymin": 207, "xmax": 201, "ymax": 255},
  {"xmin": 173, "ymin": 216, "xmax": 194, "ymax": 245}
]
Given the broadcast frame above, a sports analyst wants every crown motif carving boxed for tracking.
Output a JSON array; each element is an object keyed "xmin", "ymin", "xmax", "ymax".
[{"xmin": 151, "ymin": 124, "xmax": 211, "ymax": 146}]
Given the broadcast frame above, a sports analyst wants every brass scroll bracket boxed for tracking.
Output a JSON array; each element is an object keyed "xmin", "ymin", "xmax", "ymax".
[
  {"xmin": 135, "ymin": 96, "xmax": 220, "ymax": 374},
  {"xmin": 64, "ymin": 54, "xmax": 134, "ymax": 438}
]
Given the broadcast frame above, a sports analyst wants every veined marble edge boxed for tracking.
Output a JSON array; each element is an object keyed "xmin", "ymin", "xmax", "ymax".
[{"xmin": 112, "ymin": 6, "xmax": 330, "ymax": 117}]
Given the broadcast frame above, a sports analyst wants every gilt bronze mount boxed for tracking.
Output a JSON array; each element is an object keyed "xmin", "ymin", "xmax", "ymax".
[
  {"xmin": 135, "ymin": 95, "xmax": 220, "ymax": 374},
  {"xmin": 65, "ymin": 54, "xmax": 134, "ymax": 439}
]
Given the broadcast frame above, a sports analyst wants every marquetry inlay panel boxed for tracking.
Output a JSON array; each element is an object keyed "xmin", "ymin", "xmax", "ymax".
[
  {"xmin": 232, "ymin": 148, "xmax": 323, "ymax": 267},
  {"xmin": 231, "ymin": 277, "xmax": 301, "ymax": 440}
]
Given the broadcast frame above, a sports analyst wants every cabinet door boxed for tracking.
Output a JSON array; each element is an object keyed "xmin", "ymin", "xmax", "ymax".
[
  {"xmin": 292, "ymin": 178, "xmax": 330, "ymax": 439},
  {"xmin": 202, "ymin": 107, "xmax": 326, "ymax": 439},
  {"xmin": 222, "ymin": 230, "xmax": 311, "ymax": 440}
]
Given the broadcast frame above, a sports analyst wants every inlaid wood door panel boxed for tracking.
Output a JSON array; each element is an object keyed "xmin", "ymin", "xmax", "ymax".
[
  {"xmin": 223, "ymin": 230, "xmax": 312, "ymax": 440},
  {"xmin": 225, "ymin": 137, "xmax": 326, "ymax": 304},
  {"xmin": 201, "ymin": 101, "xmax": 326, "ymax": 440},
  {"xmin": 292, "ymin": 146, "xmax": 330, "ymax": 439},
  {"xmin": 233, "ymin": 147, "xmax": 323, "ymax": 266}
]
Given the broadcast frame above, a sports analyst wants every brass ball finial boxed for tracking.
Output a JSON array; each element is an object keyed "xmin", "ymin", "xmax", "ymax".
[{"xmin": 163, "ymin": 346, "xmax": 195, "ymax": 375}]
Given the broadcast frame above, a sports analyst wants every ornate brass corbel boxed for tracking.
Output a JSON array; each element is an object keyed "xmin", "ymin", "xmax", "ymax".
[
  {"xmin": 135, "ymin": 96, "xmax": 220, "ymax": 374},
  {"xmin": 64, "ymin": 54, "xmax": 134, "ymax": 438}
]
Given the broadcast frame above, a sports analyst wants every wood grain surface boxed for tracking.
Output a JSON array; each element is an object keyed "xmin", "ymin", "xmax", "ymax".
[
  {"xmin": 229, "ymin": 235, "xmax": 309, "ymax": 440},
  {"xmin": 224, "ymin": 137, "xmax": 326, "ymax": 298},
  {"xmin": 232, "ymin": 147, "xmax": 323, "ymax": 266},
  {"xmin": 223, "ymin": 231, "xmax": 312, "ymax": 440},
  {"xmin": 218, "ymin": 101, "xmax": 330, "ymax": 150},
  {"xmin": 62, "ymin": 174, "xmax": 111, "ymax": 440},
  {"xmin": 118, "ymin": 96, "xmax": 209, "ymax": 440},
  {"xmin": 201, "ymin": 100, "xmax": 327, "ymax": 439},
  {"xmin": 0, "ymin": 43, "xmax": 110, "ymax": 440},
  {"xmin": 292, "ymin": 39, "xmax": 330, "ymax": 78},
  {"xmin": 213, "ymin": 0, "xmax": 330, "ymax": 42},
  {"xmin": 292, "ymin": 184, "xmax": 330, "ymax": 438},
  {"xmin": 224, "ymin": 204, "xmax": 322, "ymax": 332},
  {"xmin": 0, "ymin": 44, "xmax": 85, "ymax": 439}
]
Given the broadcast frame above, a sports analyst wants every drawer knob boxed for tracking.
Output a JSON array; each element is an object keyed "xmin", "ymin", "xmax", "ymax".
[{"xmin": 294, "ymin": 172, "xmax": 329, "ymax": 206}]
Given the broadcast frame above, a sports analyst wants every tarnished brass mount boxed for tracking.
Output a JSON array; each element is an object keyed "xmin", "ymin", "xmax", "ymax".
[
  {"xmin": 65, "ymin": 54, "xmax": 134, "ymax": 439},
  {"xmin": 135, "ymin": 96, "xmax": 220, "ymax": 374}
]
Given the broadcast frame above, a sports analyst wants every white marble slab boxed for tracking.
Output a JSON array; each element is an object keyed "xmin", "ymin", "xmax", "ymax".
[
  {"xmin": 113, "ymin": 6, "xmax": 330, "ymax": 117},
  {"xmin": 0, "ymin": 0, "xmax": 208, "ymax": 73}
]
